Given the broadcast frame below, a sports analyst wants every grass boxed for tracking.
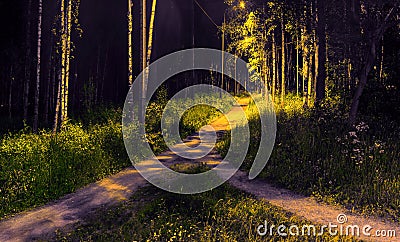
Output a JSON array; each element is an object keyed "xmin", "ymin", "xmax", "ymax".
[
  {"xmin": 218, "ymin": 93, "xmax": 400, "ymax": 222},
  {"xmin": 0, "ymin": 121, "xmax": 129, "ymax": 218},
  {"xmin": 0, "ymin": 93, "xmax": 233, "ymax": 219},
  {"xmin": 51, "ymin": 182, "xmax": 356, "ymax": 241}
]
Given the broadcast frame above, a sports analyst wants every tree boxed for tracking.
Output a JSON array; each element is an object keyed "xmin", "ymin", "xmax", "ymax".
[
  {"xmin": 23, "ymin": 0, "xmax": 33, "ymax": 121},
  {"xmin": 315, "ymin": 0, "xmax": 326, "ymax": 104},
  {"xmin": 281, "ymin": 15, "xmax": 286, "ymax": 105},
  {"xmin": 53, "ymin": 0, "xmax": 80, "ymax": 132},
  {"xmin": 139, "ymin": 0, "xmax": 147, "ymax": 124},
  {"xmin": 145, "ymin": 0, "xmax": 157, "ymax": 83},
  {"xmin": 128, "ymin": 0, "xmax": 133, "ymax": 87},
  {"xmin": 33, "ymin": 0, "xmax": 43, "ymax": 132},
  {"xmin": 349, "ymin": 2, "xmax": 399, "ymax": 125}
]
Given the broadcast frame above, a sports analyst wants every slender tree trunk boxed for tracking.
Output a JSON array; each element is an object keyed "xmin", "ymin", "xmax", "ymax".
[
  {"xmin": 235, "ymin": 55, "xmax": 238, "ymax": 95},
  {"xmin": 349, "ymin": 6, "xmax": 396, "ymax": 125},
  {"xmin": 272, "ymin": 31, "xmax": 276, "ymax": 102},
  {"xmin": 53, "ymin": 75, "xmax": 61, "ymax": 133},
  {"xmin": 60, "ymin": 0, "xmax": 66, "ymax": 123},
  {"xmin": 349, "ymin": 39, "xmax": 377, "ymax": 125},
  {"xmin": 221, "ymin": 15, "xmax": 225, "ymax": 96},
  {"xmin": 128, "ymin": 0, "xmax": 133, "ymax": 86},
  {"xmin": 33, "ymin": 0, "xmax": 43, "ymax": 133},
  {"xmin": 379, "ymin": 36, "xmax": 384, "ymax": 83},
  {"xmin": 314, "ymin": 30, "xmax": 318, "ymax": 101},
  {"xmin": 315, "ymin": 0, "xmax": 326, "ymax": 103},
  {"xmin": 145, "ymin": 0, "xmax": 157, "ymax": 84},
  {"xmin": 146, "ymin": 0, "xmax": 157, "ymax": 67},
  {"xmin": 296, "ymin": 34, "xmax": 300, "ymax": 96},
  {"xmin": 307, "ymin": 53, "xmax": 313, "ymax": 107},
  {"xmin": 23, "ymin": 0, "xmax": 33, "ymax": 121},
  {"xmin": 139, "ymin": 0, "xmax": 147, "ymax": 124},
  {"xmin": 63, "ymin": 0, "xmax": 72, "ymax": 124},
  {"xmin": 281, "ymin": 18, "xmax": 286, "ymax": 106},
  {"xmin": 301, "ymin": 26, "xmax": 308, "ymax": 105}
]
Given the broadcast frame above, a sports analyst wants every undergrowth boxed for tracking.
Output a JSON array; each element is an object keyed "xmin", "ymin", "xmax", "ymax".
[
  {"xmin": 0, "ymin": 93, "xmax": 232, "ymax": 219},
  {"xmin": 218, "ymin": 93, "xmax": 400, "ymax": 222}
]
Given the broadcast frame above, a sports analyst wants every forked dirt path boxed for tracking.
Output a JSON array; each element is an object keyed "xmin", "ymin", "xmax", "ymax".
[{"xmin": 0, "ymin": 97, "xmax": 398, "ymax": 241}]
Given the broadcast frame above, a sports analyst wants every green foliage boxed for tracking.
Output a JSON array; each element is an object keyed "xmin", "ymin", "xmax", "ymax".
[
  {"xmin": 0, "ymin": 94, "xmax": 233, "ymax": 219},
  {"xmin": 218, "ymin": 93, "xmax": 400, "ymax": 222},
  {"xmin": 53, "ymin": 185, "xmax": 355, "ymax": 241},
  {"xmin": 0, "ymin": 121, "xmax": 129, "ymax": 218}
]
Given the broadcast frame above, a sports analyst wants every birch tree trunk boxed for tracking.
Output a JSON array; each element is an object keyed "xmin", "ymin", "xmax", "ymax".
[
  {"xmin": 144, "ymin": 0, "xmax": 157, "ymax": 101},
  {"xmin": 139, "ymin": 0, "xmax": 147, "ymax": 124},
  {"xmin": 272, "ymin": 31, "xmax": 276, "ymax": 102},
  {"xmin": 33, "ymin": 0, "xmax": 43, "ymax": 132},
  {"xmin": 63, "ymin": 0, "xmax": 72, "ymax": 124},
  {"xmin": 128, "ymin": 0, "xmax": 133, "ymax": 86},
  {"xmin": 60, "ymin": 0, "xmax": 66, "ymax": 123},
  {"xmin": 281, "ymin": 18, "xmax": 286, "ymax": 106}
]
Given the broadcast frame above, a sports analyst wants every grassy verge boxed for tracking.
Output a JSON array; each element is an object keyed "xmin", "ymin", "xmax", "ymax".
[
  {"xmin": 0, "ymin": 93, "xmax": 233, "ymax": 219},
  {"xmin": 218, "ymin": 93, "xmax": 400, "ymax": 222},
  {"xmin": 51, "ymin": 182, "xmax": 356, "ymax": 241}
]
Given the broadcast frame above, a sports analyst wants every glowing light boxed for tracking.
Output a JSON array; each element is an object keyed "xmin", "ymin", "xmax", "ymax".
[{"xmin": 239, "ymin": 1, "xmax": 246, "ymax": 9}]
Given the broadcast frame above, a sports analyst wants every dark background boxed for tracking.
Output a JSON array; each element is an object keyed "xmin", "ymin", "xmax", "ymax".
[{"xmin": 0, "ymin": 0, "xmax": 226, "ymax": 115}]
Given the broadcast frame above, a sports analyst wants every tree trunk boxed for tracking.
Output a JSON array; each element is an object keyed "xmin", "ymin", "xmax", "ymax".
[
  {"xmin": 307, "ymin": 53, "xmax": 313, "ymax": 107},
  {"xmin": 60, "ymin": 0, "xmax": 66, "ymax": 123},
  {"xmin": 53, "ymin": 76, "xmax": 61, "ymax": 133},
  {"xmin": 349, "ymin": 39, "xmax": 377, "ymax": 125},
  {"xmin": 349, "ymin": 7, "xmax": 396, "ymax": 125},
  {"xmin": 296, "ymin": 34, "xmax": 300, "ymax": 96},
  {"xmin": 33, "ymin": 0, "xmax": 43, "ymax": 133},
  {"xmin": 23, "ymin": 0, "xmax": 33, "ymax": 121},
  {"xmin": 145, "ymin": 0, "xmax": 157, "ymax": 93},
  {"xmin": 379, "ymin": 36, "xmax": 384, "ymax": 83},
  {"xmin": 315, "ymin": 0, "xmax": 326, "ymax": 103},
  {"xmin": 63, "ymin": 0, "xmax": 72, "ymax": 124},
  {"xmin": 139, "ymin": 0, "xmax": 147, "ymax": 124},
  {"xmin": 128, "ymin": 0, "xmax": 133, "ymax": 86},
  {"xmin": 301, "ymin": 26, "xmax": 308, "ymax": 105},
  {"xmin": 281, "ymin": 18, "xmax": 286, "ymax": 106},
  {"xmin": 272, "ymin": 31, "xmax": 276, "ymax": 102}
]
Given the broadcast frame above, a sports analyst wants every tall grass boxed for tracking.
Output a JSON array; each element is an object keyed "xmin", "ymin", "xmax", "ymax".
[
  {"xmin": 0, "ymin": 94, "xmax": 233, "ymax": 219},
  {"xmin": 0, "ymin": 121, "xmax": 129, "ymax": 218},
  {"xmin": 218, "ymin": 94, "xmax": 400, "ymax": 221}
]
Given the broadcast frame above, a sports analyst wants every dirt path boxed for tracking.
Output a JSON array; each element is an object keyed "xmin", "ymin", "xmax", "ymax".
[{"xmin": 1, "ymin": 97, "xmax": 398, "ymax": 241}]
